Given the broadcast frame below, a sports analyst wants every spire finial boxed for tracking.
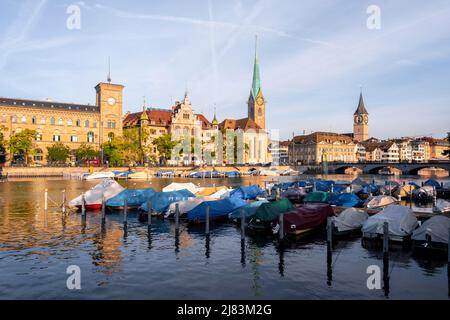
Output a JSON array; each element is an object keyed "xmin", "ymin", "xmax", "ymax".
[
  {"xmin": 107, "ymin": 56, "xmax": 111, "ymax": 83},
  {"xmin": 143, "ymin": 96, "xmax": 146, "ymax": 112}
]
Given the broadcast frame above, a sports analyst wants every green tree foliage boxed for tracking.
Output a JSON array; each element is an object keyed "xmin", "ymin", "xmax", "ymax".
[
  {"xmin": 8, "ymin": 129, "xmax": 37, "ymax": 164},
  {"xmin": 102, "ymin": 138, "xmax": 124, "ymax": 166},
  {"xmin": 75, "ymin": 143, "xmax": 99, "ymax": 161},
  {"xmin": 47, "ymin": 143, "xmax": 71, "ymax": 163},
  {"xmin": 122, "ymin": 127, "xmax": 144, "ymax": 163},
  {"xmin": 152, "ymin": 134, "xmax": 178, "ymax": 160},
  {"xmin": 443, "ymin": 131, "xmax": 450, "ymax": 160}
]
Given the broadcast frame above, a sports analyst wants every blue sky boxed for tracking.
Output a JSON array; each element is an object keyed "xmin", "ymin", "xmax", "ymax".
[{"xmin": 0, "ymin": 0, "xmax": 449, "ymax": 140}]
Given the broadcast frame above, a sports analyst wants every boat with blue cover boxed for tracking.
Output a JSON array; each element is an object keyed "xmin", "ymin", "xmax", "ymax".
[
  {"xmin": 140, "ymin": 189, "xmax": 195, "ymax": 214},
  {"xmin": 187, "ymin": 197, "xmax": 247, "ymax": 223},
  {"xmin": 106, "ymin": 188, "xmax": 156, "ymax": 210}
]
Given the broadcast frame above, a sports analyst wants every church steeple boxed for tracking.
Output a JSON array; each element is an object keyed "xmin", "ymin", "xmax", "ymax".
[
  {"xmin": 354, "ymin": 92, "xmax": 368, "ymax": 115},
  {"xmin": 353, "ymin": 90, "xmax": 369, "ymax": 142},
  {"xmin": 248, "ymin": 35, "xmax": 265, "ymax": 129}
]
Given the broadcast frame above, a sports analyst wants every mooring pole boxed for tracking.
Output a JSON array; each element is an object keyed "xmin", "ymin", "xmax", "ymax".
[
  {"xmin": 61, "ymin": 190, "xmax": 66, "ymax": 214},
  {"xmin": 44, "ymin": 189, "xmax": 48, "ymax": 213},
  {"xmin": 278, "ymin": 212, "xmax": 284, "ymax": 242},
  {"xmin": 101, "ymin": 194, "xmax": 106, "ymax": 223},
  {"xmin": 123, "ymin": 198, "xmax": 128, "ymax": 230},
  {"xmin": 383, "ymin": 222, "xmax": 389, "ymax": 255},
  {"xmin": 147, "ymin": 200, "xmax": 152, "ymax": 229},
  {"xmin": 433, "ymin": 186, "xmax": 437, "ymax": 208},
  {"xmin": 175, "ymin": 203, "xmax": 180, "ymax": 232},
  {"xmin": 410, "ymin": 187, "xmax": 413, "ymax": 209},
  {"xmin": 205, "ymin": 205, "xmax": 210, "ymax": 235},
  {"xmin": 240, "ymin": 208, "xmax": 245, "ymax": 240},
  {"xmin": 327, "ymin": 216, "xmax": 333, "ymax": 248},
  {"xmin": 389, "ymin": 182, "xmax": 392, "ymax": 196},
  {"xmin": 447, "ymin": 227, "xmax": 450, "ymax": 264},
  {"xmin": 81, "ymin": 192, "xmax": 86, "ymax": 217}
]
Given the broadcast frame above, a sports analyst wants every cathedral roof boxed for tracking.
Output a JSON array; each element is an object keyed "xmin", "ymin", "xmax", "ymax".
[
  {"xmin": 354, "ymin": 93, "xmax": 368, "ymax": 115},
  {"xmin": 250, "ymin": 36, "xmax": 262, "ymax": 99}
]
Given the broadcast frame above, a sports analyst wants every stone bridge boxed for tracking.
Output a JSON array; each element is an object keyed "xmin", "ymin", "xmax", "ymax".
[{"xmin": 326, "ymin": 161, "xmax": 450, "ymax": 175}]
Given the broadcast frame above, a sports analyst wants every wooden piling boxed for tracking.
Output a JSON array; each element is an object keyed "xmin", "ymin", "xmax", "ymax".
[
  {"xmin": 61, "ymin": 190, "xmax": 66, "ymax": 214},
  {"xmin": 101, "ymin": 194, "xmax": 106, "ymax": 223},
  {"xmin": 147, "ymin": 200, "xmax": 152, "ymax": 228},
  {"xmin": 123, "ymin": 198, "xmax": 128, "ymax": 228},
  {"xmin": 44, "ymin": 189, "xmax": 48, "ymax": 213},
  {"xmin": 205, "ymin": 205, "xmax": 210, "ymax": 235},
  {"xmin": 383, "ymin": 222, "xmax": 389, "ymax": 255},
  {"xmin": 278, "ymin": 212, "xmax": 284, "ymax": 241},
  {"xmin": 240, "ymin": 208, "xmax": 245, "ymax": 240},
  {"xmin": 327, "ymin": 217, "xmax": 333, "ymax": 248},
  {"xmin": 175, "ymin": 203, "xmax": 180, "ymax": 232},
  {"xmin": 433, "ymin": 186, "xmax": 437, "ymax": 208},
  {"xmin": 81, "ymin": 192, "xmax": 86, "ymax": 216}
]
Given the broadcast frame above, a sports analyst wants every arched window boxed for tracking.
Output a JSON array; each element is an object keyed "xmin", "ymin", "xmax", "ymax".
[
  {"xmin": 87, "ymin": 132, "xmax": 94, "ymax": 143},
  {"xmin": 108, "ymin": 132, "xmax": 114, "ymax": 143},
  {"xmin": 32, "ymin": 116, "xmax": 37, "ymax": 124},
  {"xmin": 58, "ymin": 118, "xmax": 63, "ymax": 125},
  {"xmin": 76, "ymin": 119, "xmax": 81, "ymax": 127},
  {"xmin": 40, "ymin": 117, "xmax": 46, "ymax": 124},
  {"xmin": 50, "ymin": 117, "xmax": 55, "ymax": 125},
  {"xmin": 1, "ymin": 115, "xmax": 6, "ymax": 123},
  {"xmin": 53, "ymin": 132, "xmax": 61, "ymax": 142},
  {"xmin": 21, "ymin": 115, "xmax": 27, "ymax": 123},
  {"xmin": 67, "ymin": 119, "xmax": 73, "ymax": 126},
  {"xmin": 11, "ymin": 115, "xmax": 17, "ymax": 123},
  {"xmin": 93, "ymin": 121, "xmax": 97, "ymax": 128},
  {"xmin": 34, "ymin": 149, "xmax": 44, "ymax": 161},
  {"xmin": 85, "ymin": 120, "xmax": 89, "ymax": 128},
  {"xmin": 36, "ymin": 131, "xmax": 42, "ymax": 141}
]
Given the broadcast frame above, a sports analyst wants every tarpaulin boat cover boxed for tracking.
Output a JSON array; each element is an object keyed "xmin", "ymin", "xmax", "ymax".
[
  {"xmin": 413, "ymin": 186, "xmax": 434, "ymax": 198},
  {"xmin": 195, "ymin": 186, "xmax": 228, "ymax": 197},
  {"xmin": 362, "ymin": 205, "xmax": 418, "ymax": 237},
  {"xmin": 187, "ymin": 197, "xmax": 247, "ymax": 222},
  {"xmin": 69, "ymin": 179, "xmax": 125, "ymax": 206},
  {"xmin": 333, "ymin": 208, "xmax": 369, "ymax": 232},
  {"xmin": 433, "ymin": 199, "xmax": 450, "ymax": 213},
  {"xmin": 333, "ymin": 184, "xmax": 349, "ymax": 193},
  {"xmin": 304, "ymin": 191, "xmax": 331, "ymax": 203},
  {"xmin": 424, "ymin": 179, "xmax": 441, "ymax": 189},
  {"xmin": 140, "ymin": 190, "xmax": 195, "ymax": 213},
  {"xmin": 162, "ymin": 182, "xmax": 200, "ymax": 194},
  {"xmin": 226, "ymin": 171, "xmax": 241, "ymax": 178},
  {"xmin": 85, "ymin": 172, "xmax": 116, "ymax": 180},
  {"xmin": 164, "ymin": 197, "xmax": 216, "ymax": 218},
  {"xmin": 230, "ymin": 185, "xmax": 264, "ymax": 200},
  {"xmin": 114, "ymin": 171, "xmax": 133, "ymax": 177},
  {"xmin": 315, "ymin": 180, "xmax": 334, "ymax": 192},
  {"xmin": 393, "ymin": 185, "xmax": 416, "ymax": 198},
  {"xmin": 412, "ymin": 215, "xmax": 450, "ymax": 244},
  {"xmin": 106, "ymin": 188, "xmax": 156, "ymax": 208},
  {"xmin": 210, "ymin": 188, "xmax": 232, "ymax": 199},
  {"xmin": 327, "ymin": 193, "xmax": 363, "ymax": 207},
  {"xmin": 352, "ymin": 178, "xmax": 367, "ymax": 186},
  {"xmin": 443, "ymin": 181, "xmax": 450, "ymax": 189},
  {"xmin": 253, "ymin": 199, "xmax": 294, "ymax": 222},
  {"xmin": 228, "ymin": 200, "xmax": 269, "ymax": 219},
  {"xmin": 281, "ymin": 187, "xmax": 307, "ymax": 199},
  {"xmin": 365, "ymin": 196, "xmax": 398, "ymax": 209},
  {"xmin": 283, "ymin": 204, "xmax": 334, "ymax": 233},
  {"xmin": 359, "ymin": 184, "xmax": 379, "ymax": 195}
]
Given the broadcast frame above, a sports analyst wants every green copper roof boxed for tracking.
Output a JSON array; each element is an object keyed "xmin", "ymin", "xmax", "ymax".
[{"xmin": 251, "ymin": 36, "xmax": 261, "ymax": 99}]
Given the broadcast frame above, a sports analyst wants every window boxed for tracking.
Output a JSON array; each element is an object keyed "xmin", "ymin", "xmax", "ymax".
[
  {"xmin": 71, "ymin": 135, "xmax": 78, "ymax": 142},
  {"xmin": 21, "ymin": 116, "xmax": 26, "ymax": 123},
  {"xmin": 36, "ymin": 132, "xmax": 42, "ymax": 141},
  {"xmin": 76, "ymin": 119, "xmax": 81, "ymax": 127},
  {"xmin": 41, "ymin": 117, "xmax": 46, "ymax": 124},
  {"xmin": 1, "ymin": 115, "xmax": 7, "ymax": 123},
  {"xmin": 34, "ymin": 149, "xmax": 44, "ymax": 162},
  {"xmin": 108, "ymin": 132, "xmax": 114, "ymax": 143},
  {"xmin": 93, "ymin": 121, "xmax": 97, "ymax": 128},
  {"xmin": 87, "ymin": 132, "xmax": 94, "ymax": 143},
  {"xmin": 85, "ymin": 120, "xmax": 89, "ymax": 128},
  {"xmin": 11, "ymin": 115, "xmax": 17, "ymax": 123},
  {"xmin": 50, "ymin": 117, "xmax": 55, "ymax": 125},
  {"xmin": 58, "ymin": 118, "xmax": 63, "ymax": 125},
  {"xmin": 31, "ymin": 116, "xmax": 36, "ymax": 124},
  {"xmin": 183, "ymin": 113, "xmax": 190, "ymax": 120},
  {"xmin": 67, "ymin": 119, "xmax": 73, "ymax": 126},
  {"xmin": 53, "ymin": 135, "xmax": 61, "ymax": 142},
  {"xmin": 107, "ymin": 120, "xmax": 116, "ymax": 129}
]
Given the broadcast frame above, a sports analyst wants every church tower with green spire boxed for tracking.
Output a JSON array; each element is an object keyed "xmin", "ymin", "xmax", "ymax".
[{"xmin": 248, "ymin": 36, "xmax": 265, "ymax": 129}]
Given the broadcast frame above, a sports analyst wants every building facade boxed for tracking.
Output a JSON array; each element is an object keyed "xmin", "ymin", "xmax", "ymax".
[{"xmin": 0, "ymin": 82, "xmax": 123, "ymax": 164}]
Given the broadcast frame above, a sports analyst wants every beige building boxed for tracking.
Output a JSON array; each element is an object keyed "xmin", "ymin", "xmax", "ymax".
[
  {"xmin": 289, "ymin": 132, "xmax": 357, "ymax": 165},
  {"xmin": 0, "ymin": 82, "xmax": 124, "ymax": 164}
]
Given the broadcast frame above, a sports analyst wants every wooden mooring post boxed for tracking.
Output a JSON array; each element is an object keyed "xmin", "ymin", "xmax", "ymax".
[
  {"xmin": 240, "ymin": 208, "xmax": 245, "ymax": 240},
  {"xmin": 123, "ymin": 198, "xmax": 128, "ymax": 230},
  {"xmin": 81, "ymin": 192, "xmax": 86, "ymax": 217},
  {"xmin": 278, "ymin": 212, "xmax": 284, "ymax": 242},
  {"xmin": 205, "ymin": 205, "xmax": 210, "ymax": 235},
  {"xmin": 101, "ymin": 194, "xmax": 106, "ymax": 224},
  {"xmin": 147, "ymin": 200, "xmax": 152, "ymax": 229},
  {"xmin": 383, "ymin": 222, "xmax": 389, "ymax": 255},
  {"xmin": 433, "ymin": 186, "xmax": 437, "ymax": 208},
  {"xmin": 44, "ymin": 189, "xmax": 48, "ymax": 213},
  {"xmin": 327, "ymin": 216, "xmax": 333, "ymax": 248},
  {"xmin": 175, "ymin": 203, "xmax": 180, "ymax": 232},
  {"xmin": 61, "ymin": 190, "xmax": 66, "ymax": 214}
]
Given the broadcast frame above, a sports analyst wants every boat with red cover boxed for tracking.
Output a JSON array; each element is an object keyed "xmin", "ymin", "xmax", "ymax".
[{"xmin": 283, "ymin": 204, "xmax": 335, "ymax": 237}]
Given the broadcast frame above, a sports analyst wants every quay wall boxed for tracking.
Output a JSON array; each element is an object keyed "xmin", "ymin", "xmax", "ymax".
[{"xmin": 0, "ymin": 165, "xmax": 291, "ymax": 178}]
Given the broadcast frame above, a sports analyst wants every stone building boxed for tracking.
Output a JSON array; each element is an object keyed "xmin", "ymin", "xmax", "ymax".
[
  {"xmin": 353, "ymin": 92, "xmax": 369, "ymax": 142},
  {"xmin": 289, "ymin": 132, "xmax": 357, "ymax": 165},
  {"xmin": 0, "ymin": 81, "xmax": 124, "ymax": 164}
]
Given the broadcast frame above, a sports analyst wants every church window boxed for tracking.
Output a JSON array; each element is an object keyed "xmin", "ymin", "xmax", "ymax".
[
  {"xmin": 87, "ymin": 132, "xmax": 94, "ymax": 143},
  {"xmin": 93, "ymin": 121, "xmax": 97, "ymax": 128},
  {"xmin": 258, "ymin": 108, "xmax": 262, "ymax": 117},
  {"xmin": 183, "ymin": 113, "xmax": 190, "ymax": 120},
  {"xmin": 53, "ymin": 134, "xmax": 61, "ymax": 142},
  {"xmin": 11, "ymin": 115, "xmax": 17, "ymax": 123}
]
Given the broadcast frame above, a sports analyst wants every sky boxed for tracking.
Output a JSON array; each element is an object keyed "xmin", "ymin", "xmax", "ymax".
[{"xmin": 0, "ymin": 0, "xmax": 449, "ymax": 140}]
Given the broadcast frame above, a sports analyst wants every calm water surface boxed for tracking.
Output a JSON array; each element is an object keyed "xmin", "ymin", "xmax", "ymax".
[{"xmin": 0, "ymin": 174, "xmax": 449, "ymax": 300}]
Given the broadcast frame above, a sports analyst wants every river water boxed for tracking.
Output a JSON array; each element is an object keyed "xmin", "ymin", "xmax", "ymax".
[{"xmin": 0, "ymin": 174, "xmax": 449, "ymax": 300}]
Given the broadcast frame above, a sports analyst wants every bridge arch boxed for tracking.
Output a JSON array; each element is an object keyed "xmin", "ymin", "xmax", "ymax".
[
  {"xmin": 407, "ymin": 165, "xmax": 449, "ymax": 176},
  {"xmin": 334, "ymin": 165, "xmax": 363, "ymax": 174}
]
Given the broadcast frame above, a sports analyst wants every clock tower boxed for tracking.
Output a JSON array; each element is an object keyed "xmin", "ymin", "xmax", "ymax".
[
  {"xmin": 248, "ymin": 36, "xmax": 265, "ymax": 129},
  {"xmin": 95, "ymin": 82, "xmax": 124, "ymax": 144},
  {"xmin": 353, "ymin": 92, "xmax": 369, "ymax": 142}
]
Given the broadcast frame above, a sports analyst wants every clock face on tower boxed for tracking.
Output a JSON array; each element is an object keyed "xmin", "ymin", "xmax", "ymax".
[
  {"xmin": 107, "ymin": 97, "xmax": 116, "ymax": 106},
  {"xmin": 363, "ymin": 115, "xmax": 368, "ymax": 124},
  {"xmin": 256, "ymin": 97, "xmax": 264, "ymax": 106},
  {"xmin": 355, "ymin": 115, "xmax": 363, "ymax": 124}
]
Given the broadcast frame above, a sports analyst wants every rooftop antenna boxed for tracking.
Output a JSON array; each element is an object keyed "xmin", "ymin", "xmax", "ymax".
[{"xmin": 107, "ymin": 56, "xmax": 111, "ymax": 83}]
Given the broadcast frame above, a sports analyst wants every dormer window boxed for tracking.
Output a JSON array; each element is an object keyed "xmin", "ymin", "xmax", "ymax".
[{"xmin": 183, "ymin": 113, "xmax": 190, "ymax": 120}]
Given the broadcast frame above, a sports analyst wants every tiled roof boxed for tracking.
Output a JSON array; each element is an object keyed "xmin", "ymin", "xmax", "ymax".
[
  {"xmin": 0, "ymin": 97, "xmax": 99, "ymax": 113},
  {"xmin": 293, "ymin": 132, "xmax": 354, "ymax": 144},
  {"xmin": 219, "ymin": 117, "xmax": 263, "ymax": 132},
  {"xmin": 195, "ymin": 114, "xmax": 212, "ymax": 130},
  {"xmin": 123, "ymin": 109, "xmax": 172, "ymax": 127}
]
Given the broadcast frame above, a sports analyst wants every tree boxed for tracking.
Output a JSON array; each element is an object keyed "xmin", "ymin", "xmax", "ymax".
[
  {"xmin": 122, "ymin": 127, "xmax": 144, "ymax": 164},
  {"xmin": 443, "ymin": 131, "xmax": 450, "ymax": 160},
  {"xmin": 102, "ymin": 138, "xmax": 124, "ymax": 166},
  {"xmin": 75, "ymin": 143, "xmax": 99, "ymax": 162},
  {"xmin": 47, "ymin": 143, "xmax": 71, "ymax": 163},
  {"xmin": 8, "ymin": 129, "xmax": 37, "ymax": 164},
  {"xmin": 152, "ymin": 134, "xmax": 178, "ymax": 161}
]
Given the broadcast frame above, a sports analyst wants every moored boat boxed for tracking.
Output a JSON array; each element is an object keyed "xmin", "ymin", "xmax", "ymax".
[
  {"xmin": 332, "ymin": 207, "xmax": 369, "ymax": 237},
  {"xmin": 69, "ymin": 179, "xmax": 125, "ymax": 210},
  {"xmin": 412, "ymin": 215, "xmax": 450, "ymax": 253},
  {"xmin": 85, "ymin": 171, "xmax": 116, "ymax": 180},
  {"xmin": 186, "ymin": 197, "xmax": 247, "ymax": 223},
  {"xmin": 283, "ymin": 204, "xmax": 334, "ymax": 238},
  {"xmin": 247, "ymin": 199, "xmax": 294, "ymax": 234},
  {"xmin": 106, "ymin": 187, "xmax": 155, "ymax": 210}
]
